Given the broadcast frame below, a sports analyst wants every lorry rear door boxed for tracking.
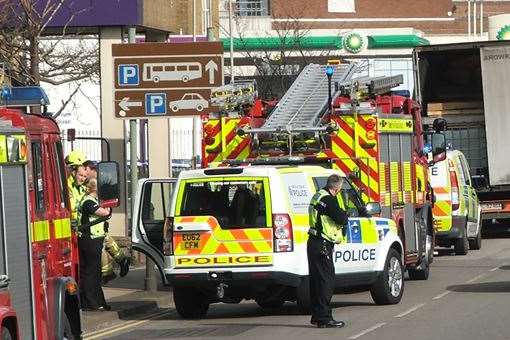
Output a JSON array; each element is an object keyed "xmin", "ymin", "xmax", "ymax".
[{"xmin": 132, "ymin": 179, "xmax": 176, "ymax": 285}]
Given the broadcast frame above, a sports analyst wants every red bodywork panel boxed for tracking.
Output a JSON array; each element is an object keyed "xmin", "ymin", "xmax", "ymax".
[{"xmin": 0, "ymin": 108, "xmax": 77, "ymax": 340}]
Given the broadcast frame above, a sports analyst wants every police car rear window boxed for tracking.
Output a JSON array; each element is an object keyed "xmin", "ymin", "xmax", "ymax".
[{"xmin": 179, "ymin": 179, "xmax": 269, "ymax": 229}]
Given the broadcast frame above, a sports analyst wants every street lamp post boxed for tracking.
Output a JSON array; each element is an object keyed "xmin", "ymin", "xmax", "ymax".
[{"xmin": 326, "ymin": 66, "xmax": 334, "ymax": 114}]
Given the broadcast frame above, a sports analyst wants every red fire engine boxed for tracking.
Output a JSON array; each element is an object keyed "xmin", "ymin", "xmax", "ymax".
[
  {"xmin": 202, "ymin": 63, "xmax": 446, "ymax": 279},
  {"xmin": 0, "ymin": 85, "xmax": 120, "ymax": 339}
]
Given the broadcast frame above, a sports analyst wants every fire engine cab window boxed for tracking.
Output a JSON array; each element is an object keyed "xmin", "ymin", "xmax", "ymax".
[
  {"xmin": 180, "ymin": 180, "xmax": 268, "ymax": 229},
  {"xmin": 31, "ymin": 143, "xmax": 45, "ymax": 211},
  {"xmin": 312, "ymin": 176, "xmax": 365, "ymax": 217},
  {"xmin": 54, "ymin": 142, "xmax": 69, "ymax": 208}
]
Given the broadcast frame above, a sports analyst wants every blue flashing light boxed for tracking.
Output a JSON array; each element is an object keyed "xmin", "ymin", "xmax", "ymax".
[
  {"xmin": 1, "ymin": 86, "xmax": 50, "ymax": 106},
  {"xmin": 423, "ymin": 143, "xmax": 432, "ymax": 154},
  {"xmin": 325, "ymin": 66, "xmax": 334, "ymax": 77},
  {"xmin": 1, "ymin": 85, "xmax": 12, "ymax": 100}
]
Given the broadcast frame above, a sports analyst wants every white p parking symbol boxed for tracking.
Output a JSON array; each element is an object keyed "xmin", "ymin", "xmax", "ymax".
[
  {"xmin": 145, "ymin": 93, "xmax": 167, "ymax": 115},
  {"xmin": 118, "ymin": 64, "xmax": 139, "ymax": 86}
]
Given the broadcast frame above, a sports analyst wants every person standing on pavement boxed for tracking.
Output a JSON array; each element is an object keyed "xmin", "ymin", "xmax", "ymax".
[
  {"xmin": 78, "ymin": 178, "xmax": 112, "ymax": 311},
  {"xmin": 83, "ymin": 160, "xmax": 130, "ymax": 283},
  {"xmin": 65, "ymin": 151, "xmax": 87, "ymax": 229},
  {"xmin": 308, "ymin": 174, "xmax": 348, "ymax": 328}
]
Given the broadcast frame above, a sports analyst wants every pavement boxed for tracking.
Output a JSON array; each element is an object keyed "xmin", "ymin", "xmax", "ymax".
[{"xmin": 81, "ymin": 266, "xmax": 174, "ymax": 335}]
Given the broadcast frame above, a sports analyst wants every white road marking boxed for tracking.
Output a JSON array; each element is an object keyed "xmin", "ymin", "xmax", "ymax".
[
  {"xmin": 83, "ymin": 310, "xmax": 172, "ymax": 339},
  {"xmin": 433, "ymin": 291, "xmax": 451, "ymax": 300},
  {"xmin": 490, "ymin": 262, "xmax": 508, "ymax": 272},
  {"xmin": 348, "ymin": 323, "xmax": 386, "ymax": 339},
  {"xmin": 394, "ymin": 303, "xmax": 426, "ymax": 318},
  {"xmin": 466, "ymin": 273, "xmax": 487, "ymax": 283}
]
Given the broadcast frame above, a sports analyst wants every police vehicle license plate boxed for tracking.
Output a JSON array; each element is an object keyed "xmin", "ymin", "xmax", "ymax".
[
  {"xmin": 481, "ymin": 203, "xmax": 502, "ymax": 211},
  {"xmin": 182, "ymin": 233, "xmax": 201, "ymax": 249}
]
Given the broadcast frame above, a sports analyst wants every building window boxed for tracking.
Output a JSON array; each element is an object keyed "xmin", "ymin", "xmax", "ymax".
[
  {"xmin": 236, "ymin": 0, "xmax": 270, "ymax": 16},
  {"xmin": 328, "ymin": 0, "xmax": 355, "ymax": 13}
]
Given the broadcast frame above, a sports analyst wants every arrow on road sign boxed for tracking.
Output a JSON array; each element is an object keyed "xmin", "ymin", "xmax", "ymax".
[
  {"xmin": 119, "ymin": 97, "xmax": 143, "ymax": 111},
  {"xmin": 205, "ymin": 60, "xmax": 218, "ymax": 84}
]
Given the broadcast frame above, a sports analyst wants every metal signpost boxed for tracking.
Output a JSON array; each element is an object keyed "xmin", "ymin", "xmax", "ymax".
[{"xmin": 112, "ymin": 42, "xmax": 224, "ymax": 118}]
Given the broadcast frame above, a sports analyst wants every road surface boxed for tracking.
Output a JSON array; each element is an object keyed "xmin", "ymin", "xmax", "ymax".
[{"xmin": 84, "ymin": 226, "xmax": 510, "ymax": 340}]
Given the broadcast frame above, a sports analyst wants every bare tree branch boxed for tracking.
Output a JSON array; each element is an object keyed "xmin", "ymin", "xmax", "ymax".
[{"xmin": 52, "ymin": 82, "xmax": 81, "ymax": 119}]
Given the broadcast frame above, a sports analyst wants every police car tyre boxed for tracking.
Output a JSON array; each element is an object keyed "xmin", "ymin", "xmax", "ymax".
[
  {"xmin": 454, "ymin": 220, "xmax": 469, "ymax": 255},
  {"xmin": 370, "ymin": 248, "xmax": 404, "ymax": 305},
  {"xmin": 469, "ymin": 229, "xmax": 482, "ymax": 250},
  {"xmin": 62, "ymin": 313, "xmax": 74, "ymax": 340},
  {"xmin": 296, "ymin": 277, "xmax": 311, "ymax": 314},
  {"xmin": 173, "ymin": 287, "xmax": 210, "ymax": 319},
  {"xmin": 256, "ymin": 299, "xmax": 285, "ymax": 309},
  {"xmin": 1, "ymin": 327, "xmax": 13, "ymax": 340}
]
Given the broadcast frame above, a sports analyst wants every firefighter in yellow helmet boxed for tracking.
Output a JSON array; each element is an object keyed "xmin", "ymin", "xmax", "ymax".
[
  {"xmin": 83, "ymin": 160, "xmax": 130, "ymax": 284},
  {"xmin": 307, "ymin": 174, "xmax": 348, "ymax": 328},
  {"xmin": 66, "ymin": 150, "xmax": 87, "ymax": 229}
]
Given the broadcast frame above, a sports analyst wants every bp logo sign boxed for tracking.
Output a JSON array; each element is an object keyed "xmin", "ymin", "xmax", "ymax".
[
  {"xmin": 497, "ymin": 25, "xmax": 510, "ymax": 40},
  {"xmin": 342, "ymin": 32, "xmax": 366, "ymax": 54}
]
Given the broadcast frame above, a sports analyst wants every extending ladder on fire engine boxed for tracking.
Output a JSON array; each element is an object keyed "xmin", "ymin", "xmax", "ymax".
[{"xmin": 259, "ymin": 63, "xmax": 357, "ymax": 132}]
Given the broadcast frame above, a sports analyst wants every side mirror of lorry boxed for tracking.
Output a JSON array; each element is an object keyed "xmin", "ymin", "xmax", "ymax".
[
  {"xmin": 365, "ymin": 202, "xmax": 381, "ymax": 216},
  {"xmin": 97, "ymin": 161, "xmax": 120, "ymax": 208}
]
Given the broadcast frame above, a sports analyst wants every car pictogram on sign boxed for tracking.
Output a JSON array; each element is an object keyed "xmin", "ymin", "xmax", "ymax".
[{"xmin": 169, "ymin": 93, "xmax": 209, "ymax": 112}]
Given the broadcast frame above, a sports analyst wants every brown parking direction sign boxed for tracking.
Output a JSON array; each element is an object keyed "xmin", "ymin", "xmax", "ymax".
[{"xmin": 112, "ymin": 42, "xmax": 223, "ymax": 118}]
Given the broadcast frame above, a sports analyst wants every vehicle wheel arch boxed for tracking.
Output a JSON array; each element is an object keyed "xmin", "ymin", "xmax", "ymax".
[
  {"xmin": 2, "ymin": 317, "xmax": 18, "ymax": 340},
  {"xmin": 50, "ymin": 277, "xmax": 81, "ymax": 339}
]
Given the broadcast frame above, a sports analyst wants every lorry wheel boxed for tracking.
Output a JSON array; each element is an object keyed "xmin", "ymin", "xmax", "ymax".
[
  {"xmin": 454, "ymin": 223, "xmax": 469, "ymax": 255},
  {"xmin": 370, "ymin": 248, "xmax": 404, "ymax": 305},
  {"xmin": 469, "ymin": 229, "xmax": 482, "ymax": 250},
  {"xmin": 1, "ymin": 326, "xmax": 13, "ymax": 340},
  {"xmin": 256, "ymin": 299, "xmax": 285, "ymax": 309},
  {"xmin": 173, "ymin": 287, "xmax": 209, "ymax": 319},
  {"xmin": 296, "ymin": 277, "xmax": 311, "ymax": 314}
]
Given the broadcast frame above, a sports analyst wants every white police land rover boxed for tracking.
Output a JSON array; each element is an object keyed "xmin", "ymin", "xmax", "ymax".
[{"xmin": 132, "ymin": 165, "xmax": 404, "ymax": 318}]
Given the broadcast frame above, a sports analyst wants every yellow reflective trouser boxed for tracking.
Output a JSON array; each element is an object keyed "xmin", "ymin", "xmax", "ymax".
[{"xmin": 101, "ymin": 234, "xmax": 124, "ymax": 276}]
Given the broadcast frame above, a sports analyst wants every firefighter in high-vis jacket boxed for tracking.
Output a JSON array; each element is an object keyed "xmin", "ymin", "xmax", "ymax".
[
  {"xmin": 308, "ymin": 174, "xmax": 348, "ymax": 328},
  {"xmin": 66, "ymin": 150, "xmax": 87, "ymax": 229}
]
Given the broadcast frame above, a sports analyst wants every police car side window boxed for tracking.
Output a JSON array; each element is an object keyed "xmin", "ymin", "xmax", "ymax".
[{"xmin": 312, "ymin": 176, "xmax": 364, "ymax": 217}]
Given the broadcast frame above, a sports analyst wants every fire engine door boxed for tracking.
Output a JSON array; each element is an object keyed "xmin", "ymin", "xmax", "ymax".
[
  {"xmin": 0, "ymin": 164, "xmax": 36, "ymax": 339},
  {"xmin": 378, "ymin": 115, "xmax": 417, "ymax": 254},
  {"xmin": 132, "ymin": 179, "xmax": 176, "ymax": 285}
]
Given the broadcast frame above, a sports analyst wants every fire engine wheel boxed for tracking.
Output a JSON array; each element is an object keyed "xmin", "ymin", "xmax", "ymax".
[
  {"xmin": 62, "ymin": 314, "xmax": 74, "ymax": 340},
  {"xmin": 370, "ymin": 248, "xmax": 404, "ymax": 305},
  {"xmin": 296, "ymin": 277, "xmax": 311, "ymax": 314},
  {"xmin": 1, "ymin": 326, "xmax": 13, "ymax": 340},
  {"xmin": 454, "ymin": 220, "xmax": 469, "ymax": 255},
  {"xmin": 173, "ymin": 287, "xmax": 210, "ymax": 319}
]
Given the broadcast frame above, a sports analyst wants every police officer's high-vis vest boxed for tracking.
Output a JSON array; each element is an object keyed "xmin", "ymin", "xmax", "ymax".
[
  {"xmin": 79, "ymin": 194, "xmax": 106, "ymax": 239},
  {"xmin": 68, "ymin": 175, "xmax": 86, "ymax": 226},
  {"xmin": 309, "ymin": 189, "xmax": 346, "ymax": 243}
]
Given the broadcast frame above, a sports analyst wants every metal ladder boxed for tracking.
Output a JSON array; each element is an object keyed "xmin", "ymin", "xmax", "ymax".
[{"xmin": 260, "ymin": 63, "xmax": 356, "ymax": 131}]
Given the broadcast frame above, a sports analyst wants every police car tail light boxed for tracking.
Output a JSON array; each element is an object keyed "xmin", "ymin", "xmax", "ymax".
[
  {"xmin": 449, "ymin": 164, "xmax": 460, "ymax": 211},
  {"xmin": 273, "ymin": 214, "xmax": 293, "ymax": 252},
  {"xmin": 162, "ymin": 217, "xmax": 174, "ymax": 256}
]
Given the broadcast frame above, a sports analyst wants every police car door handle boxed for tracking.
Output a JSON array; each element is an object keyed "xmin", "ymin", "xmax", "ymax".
[{"xmin": 0, "ymin": 275, "xmax": 10, "ymax": 288}]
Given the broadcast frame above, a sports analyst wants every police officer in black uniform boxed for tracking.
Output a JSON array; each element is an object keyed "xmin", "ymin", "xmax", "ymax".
[{"xmin": 308, "ymin": 174, "xmax": 348, "ymax": 328}]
